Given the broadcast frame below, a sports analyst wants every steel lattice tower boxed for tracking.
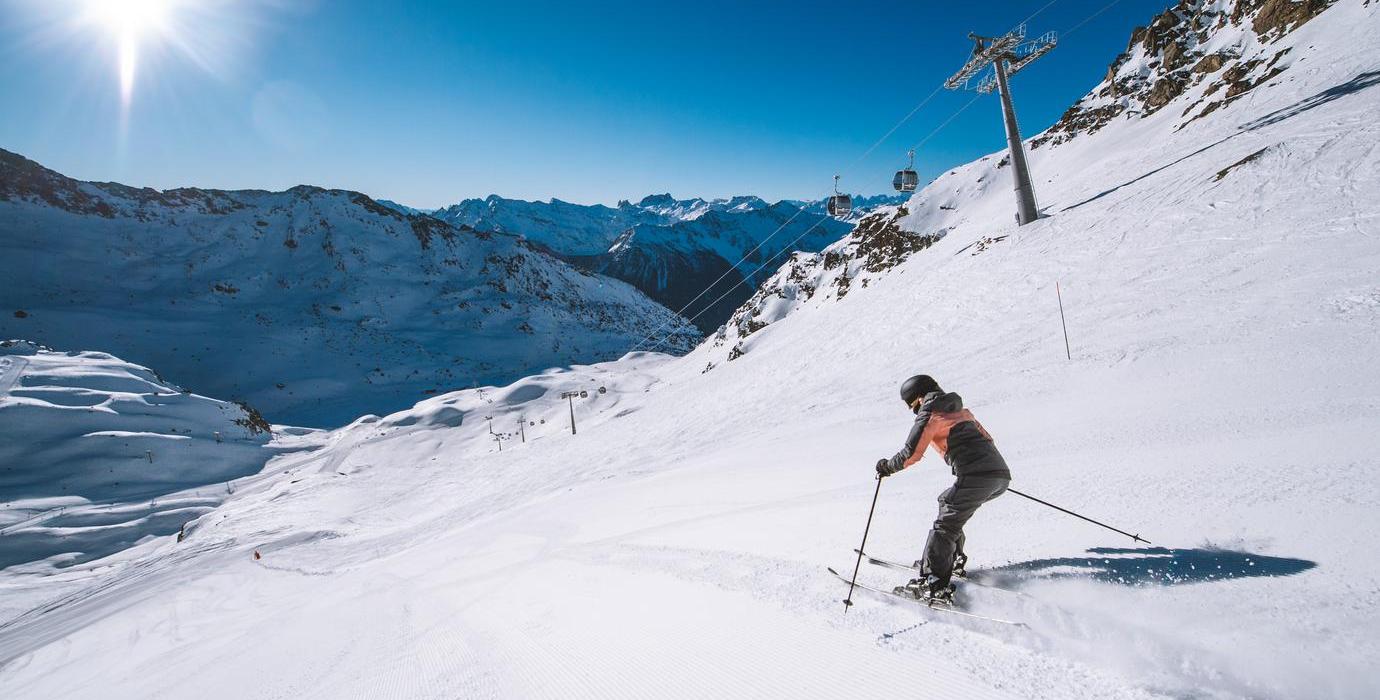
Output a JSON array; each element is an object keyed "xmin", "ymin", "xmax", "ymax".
[{"xmin": 945, "ymin": 26, "xmax": 1057, "ymax": 226}]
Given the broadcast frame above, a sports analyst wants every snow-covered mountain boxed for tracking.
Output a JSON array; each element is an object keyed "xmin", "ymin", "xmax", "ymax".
[
  {"xmin": 432, "ymin": 193, "xmax": 683, "ymax": 256},
  {"xmin": 0, "ymin": 152, "xmax": 698, "ymax": 426},
  {"xmin": 4, "ymin": 1, "xmax": 1379, "ymax": 697},
  {"xmin": 433, "ymin": 192, "xmax": 903, "ymax": 331},
  {"xmin": 0, "ymin": 340, "xmax": 278, "ymax": 572},
  {"xmin": 433, "ymin": 192, "xmax": 890, "ymax": 255},
  {"xmin": 705, "ymin": 0, "xmax": 1357, "ymax": 364},
  {"xmin": 578, "ymin": 201, "xmax": 851, "ymax": 333}
]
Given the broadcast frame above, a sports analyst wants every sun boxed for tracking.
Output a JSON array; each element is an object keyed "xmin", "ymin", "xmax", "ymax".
[
  {"xmin": 82, "ymin": 0, "xmax": 175, "ymax": 106},
  {"xmin": 87, "ymin": 0, "xmax": 171, "ymax": 37},
  {"xmin": 15, "ymin": 0, "xmax": 255, "ymax": 140}
]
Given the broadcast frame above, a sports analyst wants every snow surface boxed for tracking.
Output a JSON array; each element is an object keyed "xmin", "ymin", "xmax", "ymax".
[
  {"xmin": 0, "ymin": 340, "xmax": 278, "ymax": 580},
  {"xmin": 2, "ymin": 1, "xmax": 1379, "ymax": 697}
]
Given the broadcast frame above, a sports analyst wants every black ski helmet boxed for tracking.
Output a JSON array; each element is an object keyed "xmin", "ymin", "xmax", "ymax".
[{"xmin": 899, "ymin": 374, "xmax": 940, "ymax": 407}]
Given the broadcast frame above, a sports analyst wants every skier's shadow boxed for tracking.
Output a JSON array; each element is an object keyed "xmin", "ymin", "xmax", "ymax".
[{"xmin": 976, "ymin": 547, "xmax": 1316, "ymax": 587}]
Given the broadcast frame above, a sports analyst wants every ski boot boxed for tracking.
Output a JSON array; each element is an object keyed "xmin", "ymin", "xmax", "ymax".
[
  {"xmin": 894, "ymin": 575, "xmax": 956, "ymax": 605},
  {"xmin": 952, "ymin": 552, "xmax": 968, "ymax": 579}
]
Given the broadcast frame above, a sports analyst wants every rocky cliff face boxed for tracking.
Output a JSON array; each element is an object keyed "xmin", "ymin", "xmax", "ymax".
[
  {"xmin": 700, "ymin": 205, "xmax": 943, "ymax": 365},
  {"xmin": 1034, "ymin": 0, "xmax": 1336, "ymax": 148},
  {"xmin": 0, "ymin": 150, "xmax": 698, "ymax": 426}
]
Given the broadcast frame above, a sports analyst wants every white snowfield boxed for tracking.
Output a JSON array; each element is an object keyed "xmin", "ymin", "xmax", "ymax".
[
  {"xmin": 3, "ymin": 1, "xmax": 1380, "ymax": 698},
  {"xmin": 0, "ymin": 341, "xmax": 276, "ymax": 580}
]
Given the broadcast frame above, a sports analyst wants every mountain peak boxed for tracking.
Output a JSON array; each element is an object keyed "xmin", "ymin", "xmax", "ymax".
[{"xmin": 637, "ymin": 193, "xmax": 677, "ymax": 208}]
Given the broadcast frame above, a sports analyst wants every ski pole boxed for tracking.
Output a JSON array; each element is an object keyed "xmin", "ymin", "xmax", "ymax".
[
  {"xmin": 843, "ymin": 475, "xmax": 884, "ymax": 613},
  {"xmin": 1007, "ymin": 487, "xmax": 1151, "ymax": 544}
]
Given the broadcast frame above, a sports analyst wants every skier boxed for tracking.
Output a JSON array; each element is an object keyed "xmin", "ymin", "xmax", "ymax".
[{"xmin": 875, "ymin": 375, "xmax": 1011, "ymax": 603}]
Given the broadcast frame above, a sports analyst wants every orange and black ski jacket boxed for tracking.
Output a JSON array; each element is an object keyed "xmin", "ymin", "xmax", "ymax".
[{"xmin": 883, "ymin": 391, "xmax": 1010, "ymax": 478}]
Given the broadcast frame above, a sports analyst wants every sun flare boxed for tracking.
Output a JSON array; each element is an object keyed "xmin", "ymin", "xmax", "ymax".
[
  {"xmin": 18, "ymin": 0, "xmax": 252, "ymax": 131},
  {"xmin": 82, "ymin": 0, "xmax": 174, "ymax": 106}
]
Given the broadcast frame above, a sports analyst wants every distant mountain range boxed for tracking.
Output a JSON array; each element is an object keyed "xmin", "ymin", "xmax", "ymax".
[{"xmin": 432, "ymin": 192, "xmax": 905, "ymax": 332}]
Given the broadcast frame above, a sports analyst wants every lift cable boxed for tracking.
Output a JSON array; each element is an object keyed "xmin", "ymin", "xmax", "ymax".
[{"xmin": 633, "ymin": 0, "xmax": 1127, "ymax": 353}]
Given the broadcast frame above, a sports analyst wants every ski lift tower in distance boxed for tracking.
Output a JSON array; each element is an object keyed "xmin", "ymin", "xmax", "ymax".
[
  {"xmin": 944, "ymin": 25, "xmax": 1057, "ymax": 226},
  {"xmin": 827, "ymin": 175, "xmax": 852, "ymax": 219},
  {"xmin": 893, "ymin": 149, "xmax": 919, "ymax": 193},
  {"xmin": 560, "ymin": 390, "xmax": 587, "ymax": 435}
]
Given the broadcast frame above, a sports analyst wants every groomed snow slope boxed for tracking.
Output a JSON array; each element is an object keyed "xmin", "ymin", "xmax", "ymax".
[{"xmin": 2, "ymin": 1, "xmax": 1379, "ymax": 698}]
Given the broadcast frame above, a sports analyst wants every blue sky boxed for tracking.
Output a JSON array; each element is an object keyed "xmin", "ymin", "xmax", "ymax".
[{"xmin": 0, "ymin": 0, "xmax": 1164, "ymax": 208}]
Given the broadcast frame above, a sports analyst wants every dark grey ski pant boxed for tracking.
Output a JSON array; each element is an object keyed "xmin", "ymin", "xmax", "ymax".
[{"xmin": 922, "ymin": 476, "xmax": 1009, "ymax": 585}]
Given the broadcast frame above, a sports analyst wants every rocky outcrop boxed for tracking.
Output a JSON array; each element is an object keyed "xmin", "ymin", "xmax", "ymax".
[
  {"xmin": 570, "ymin": 203, "xmax": 853, "ymax": 333},
  {"xmin": 1033, "ymin": 0, "xmax": 1336, "ymax": 148},
  {"xmin": 704, "ymin": 206, "xmax": 943, "ymax": 364}
]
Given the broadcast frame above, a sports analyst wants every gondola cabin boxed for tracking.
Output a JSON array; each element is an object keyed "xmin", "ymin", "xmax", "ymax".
[
  {"xmin": 827, "ymin": 193, "xmax": 852, "ymax": 218},
  {"xmin": 828, "ymin": 175, "xmax": 852, "ymax": 219},
  {"xmin": 893, "ymin": 169, "xmax": 919, "ymax": 192},
  {"xmin": 893, "ymin": 149, "xmax": 919, "ymax": 193}
]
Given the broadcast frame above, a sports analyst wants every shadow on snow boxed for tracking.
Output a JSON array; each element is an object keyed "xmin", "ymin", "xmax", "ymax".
[
  {"xmin": 977, "ymin": 547, "xmax": 1316, "ymax": 587},
  {"xmin": 1060, "ymin": 70, "xmax": 1380, "ymax": 213},
  {"xmin": 1240, "ymin": 69, "xmax": 1380, "ymax": 131}
]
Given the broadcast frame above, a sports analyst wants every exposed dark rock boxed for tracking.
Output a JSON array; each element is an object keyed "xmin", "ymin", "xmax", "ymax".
[
  {"xmin": 1193, "ymin": 52, "xmax": 1228, "ymax": 74},
  {"xmin": 409, "ymin": 216, "xmax": 457, "ymax": 249},
  {"xmin": 0, "ymin": 148, "xmax": 115, "ymax": 217},
  {"xmin": 1033, "ymin": 0, "xmax": 1333, "ymax": 146},
  {"xmin": 233, "ymin": 401, "xmax": 273, "ymax": 436},
  {"xmin": 1214, "ymin": 146, "xmax": 1272, "ymax": 181},
  {"xmin": 351, "ymin": 193, "xmax": 405, "ymax": 220},
  {"xmin": 1146, "ymin": 76, "xmax": 1189, "ymax": 112},
  {"xmin": 1251, "ymin": 0, "xmax": 1333, "ymax": 38},
  {"xmin": 849, "ymin": 209, "xmax": 941, "ymax": 274}
]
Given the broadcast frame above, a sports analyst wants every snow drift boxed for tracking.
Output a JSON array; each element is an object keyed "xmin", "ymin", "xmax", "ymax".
[{"xmin": 0, "ymin": 340, "xmax": 275, "ymax": 572}]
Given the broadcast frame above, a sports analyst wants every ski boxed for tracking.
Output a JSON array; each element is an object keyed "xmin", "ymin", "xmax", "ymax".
[
  {"xmin": 826, "ymin": 567, "xmax": 1028, "ymax": 627},
  {"xmin": 852, "ymin": 549, "xmax": 1030, "ymax": 600}
]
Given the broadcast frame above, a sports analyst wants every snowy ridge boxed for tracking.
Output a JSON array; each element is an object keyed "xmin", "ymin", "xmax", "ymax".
[
  {"xmin": 431, "ymin": 192, "xmax": 898, "ymax": 255},
  {"xmin": 432, "ymin": 192, "xmax": 785, "ymax": 257},
  {"xmin": 0, "ymin": 153, "xmax": 699, "ymax": 426}
]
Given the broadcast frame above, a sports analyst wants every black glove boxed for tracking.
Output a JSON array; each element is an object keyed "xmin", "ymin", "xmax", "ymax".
[{"xmin": 876, "ymin": 458, "xmax": 898, "ymax": 478}]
